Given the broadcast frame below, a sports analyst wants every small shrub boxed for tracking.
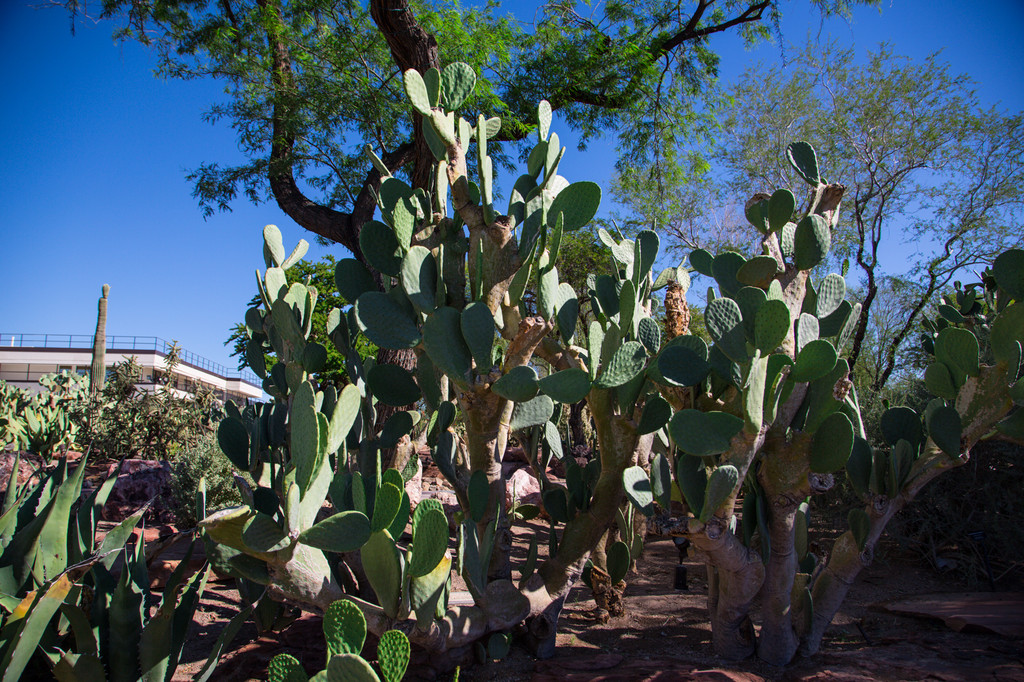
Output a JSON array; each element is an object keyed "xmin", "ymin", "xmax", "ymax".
[{"xmin": 169, "ymin": 431, "xmax": 243, "ymax": 527}]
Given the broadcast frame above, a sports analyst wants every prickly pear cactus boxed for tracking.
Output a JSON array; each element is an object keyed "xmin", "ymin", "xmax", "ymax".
[
  {"xmin": 203, "ymin": 55, "xmax": 1023, "ymax": 670},
  {"xmin": 268, "ymin": 599, "xmax": 409, "ymax": 682}
]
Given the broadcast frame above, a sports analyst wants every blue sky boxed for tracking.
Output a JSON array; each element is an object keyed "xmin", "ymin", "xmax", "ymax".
[{"xmin": 1, "ymin": 1, "xmax": 1022, "ymax": 370}]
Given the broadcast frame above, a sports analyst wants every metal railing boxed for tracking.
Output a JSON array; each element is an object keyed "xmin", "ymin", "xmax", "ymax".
[{"xmin": 0, "ymin": 333, "xmax": 260, "ymax": 387}]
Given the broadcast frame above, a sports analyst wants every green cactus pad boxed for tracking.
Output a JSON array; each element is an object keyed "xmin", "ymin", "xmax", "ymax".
[
  {"xmin": 548, "ymin": 181, "xmax": 601, "ymax": 231},
  {"xmin": 486, "ymin": 633, "xmax": 511, "ymax": 661},
  {"xmin": 422, "ymin": 67, "xmax": 441, "ymax": 106},
  {"xmin": 992, "ymin": 249, "xmax": 1024, "ymax": 300},
  {"xmin": 461, "ymin": 302, "xmax": 496, "ymax": 372},
  {"xmin": 423, "ymin": 307, "xmax": 473, "ymax": 382},
  {"xmin": 607, "ymin": 540, "xmax": 631, "ymax": 585},
  {"xmin": 593, "ymin": 274, "xmax": 620, "ymax": 318},
  {"xmin": 657, "ymin": 344, "xmax": 711, "ymax": 387},
  {"xmin": 754, "ymin": 299, "xmax": 791, "ymax": 352},
  {"xmin": 817, "ymin": 299, "xmax": 852, "ymax": 338},
  {"xmin": 400, "ymin": 246, "xmax": 439, "ymax": 315},
  {"xmin": 767, "ymin": 188, "xmax": 796, "ymax": 233},
  {"xmin": 586, "ymin": 321, "xmax": 605, "ymax": 380},
  {"xmin": 700, "ymin": 465, "xmax": 739, "ymax": 523},
  {"xmin": 367, "ymin": 364, "xmax": 422, "ymax": 407},
  {"xmin": 991, "ymin": 303, "xmax": 1024, "ymax": 365},
  {"xmin": 934, "ymin": 327, "xmax": 980, "ymax": 381},
  {"xmin": 327, "ymin": 384, "xmax": 360, "ymax": 454},
  {"xmin": 492, "ymin": 366, "xmax": 540, "ymax": 402},
  {"xmin": 323, "ymin": 599, "xmax": 367, "ymax": 656},
  {"xmin": 468, "ymin": 470, "xmax": 490, "ymax": 523},
  {"xmin": 995, "ymin": 410, "xmax": 1024, "ymax": 441},
  {"xmin": 409, "ymin": 507, "xmax": 448, "ymax": 578},
  {"xmin": 263, "ymin": 224, "xmax": 286, "ymax": 266},
  {"xmin": 325, "ymin": 654, "xmax": 381, "ymax": 682},
  {"xmin": 675, "ymin": 453, "xmax": 708, "ymax": 518},
  {"xmin": 553, "ymin": 283, "xmax": 579, "ymax": 345},
  {"xmin": 737, "ymin": 255, "xmax": 781, "ymax": 289},
  {"xmin": 669, "ymin": 409, "xmax": 744, "ymax": 457},
  {"xmin": 634, "ymin": 230, "xmax": 660, "ymax": 284},
  {"xmin": 793, "ymin": 214, "xmax": 830, "ymax": 271},
  {"xmin": 622, "ymin": 466, "xmax": 654, "ymax": 517},
  {"xmin": 403, "ymin": 68, "xmax": 433, "ymax": 115},
  {"xmin": 334, "ymin": 259, "xmax": 376, "ymax": 306},
  {"xmin": 810, "ymin": 412, "xmax": 854, "ymax": 473},
  {"xmin": 846, "ymin": 437, "xmax": 873, "ymax": 498},
  {"xmin": 291, "ymin": 381, "xmax": 321, "ymax": 494},
  {"xmin": 537, "ymin": 265, "xmax": 560, "ymax": 320},
  {"xmin": 537, "ymin": 369, "xmax": 591, "ymax": 404},
  {"xmin": 542, "ymin": 486, "xmax": 570, "ymax": 524},
  {"xmin": 787, "ymin": 141, "xmax": 820, "ymax": 186},
  {"xmin": 779, "ymin": 221, "xmax": 796, "ymax": 259},
  {"xmin": 689, "ymin": 248, "xmax": 714, "ymax": 277},
  {"xmin": 389, "ymin": 490, "xmax": 412, "ymax": 541},
  {"xmin": 510, "ymin": 395, "xmax": 554, "ymax": 432},
  {"xmin": 267, "ymin": 654, "xmax": 309, "ymax": 682},
  {"xmin": 848, "ymin": 508, "xmax": 870, "ymax": 551},
  {"xmin": 938, "ymin": 304, "xmax": 966, "ymax": 324},
  {"xmin": 298, "ymin": 510, "xmax": 372, "ymax": 553},
  {"xmin": 926, "ymin": 405, "xmax": 962, "ymax": 458},
  {"xmin": 361, "ymin": 529, "xmax": 403, "ymax": 619},
  {"xmin": 379, "ymin": 412, "xmax": 416, "ymax": 450},
  {"xmin": 377, "ymin": 630, "xmax": 411, "ymax": 682},
  {"xmin": 359, "ymin": 220, "xmax": 403, "ymax": 277},
  {"xmin": 301, "ymin": 342, "xmax": 328, "ymax": 374},
  {"xmin": 637, "ymin": 395, "xmax": 672, "ymax": 436},
  {"xmin": 815, "ymin": 273, "xmax": 846, "ymax": 318},
  {"xmin": 650, "ymin": 452, "xmax": 672, "ymax": 510},
  {"xmin": 705, "ymin": 297, "xmax": 748, "ymax": 363},
  {"xmin": 796, "ymin": 313, "xmax": 820, "ymax": 352},
  {"xmin": 354, "ymin": 292, "xmax": 421, "ymax": 350},
  {"xmin": 440, "ymin": 62, "xmax": 476, "ymax": 110},
  {"xmin": 241, "ymin": 513, "xmax": 289, "ymax": 553},
  {"xmin": 744, "ymin": 197, "xmax": 769, "ymax": 233},
  {"xmin": 618, "ymin": 278, "xmax": 637, "ymax": 338},
  {"xmin": 594, "ymin": 341, "xmax": 647, "ymax": 389},
  {"xmin": 217, "ymin": 416, "xmax": 250, "ymax": 470},
  {"xmin": 711, "ymin": 252, "xmax": 745, "ymax": 297},
  {"xmin": 371, "ymin": 482, "xmax": 404, "ymax": 533},
  {"xmin": 790, "ymin": 339, "xmax": 838, "ymax": 383},
  {"xmin": 409, "ymin": 553, "xmax": 451, "ymax": 630},
  {"xmin": 736, "ymin": 286, "xmax": 767, "ymax": 340},
  {"xmin": 637, "ymin": 316, "xmax": 661, "ymax": 354},
  {"xmin": 880, "ymin": 406, "xmax": 922, "ymax": 450}
]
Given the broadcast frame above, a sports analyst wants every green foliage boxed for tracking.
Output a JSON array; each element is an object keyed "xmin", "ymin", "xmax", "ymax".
[
  {"xmin": 269, "ymin": 599, "xmax": 409, "ymax": 682},
  {"xmin": 228, "ymin": 255, "xmax": 376, "ymax": 386},
  {"xmin": 169, "ymin": 431, "xmax": 245, "ymax": 528},
  {"xmin": 0, "ymin": 451, "xmax": 235, "ymax": 681},
  {"xmin": 193, "ymin": 58, "xmax": 1022, "ymax": 670}
]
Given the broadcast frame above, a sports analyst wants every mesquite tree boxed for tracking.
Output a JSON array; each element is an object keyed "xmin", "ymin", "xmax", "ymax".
[{"xmin": 202, "ymin": 63, "xmax": 1024, "ymax": 669}]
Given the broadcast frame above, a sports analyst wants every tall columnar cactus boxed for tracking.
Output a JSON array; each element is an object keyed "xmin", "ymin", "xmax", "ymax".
[
  {"xmin": 90, "ymin": 283, "xmax": 109, "ymax": 394},
  {"xmin": 202, "ymin": 59, "xmax": 1022, "ymax": 669}
]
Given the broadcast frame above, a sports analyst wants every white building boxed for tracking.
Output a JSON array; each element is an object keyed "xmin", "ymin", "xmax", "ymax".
[{"xmin": 0, "ymin": 334, "xmax": 262, "ymax": 404}]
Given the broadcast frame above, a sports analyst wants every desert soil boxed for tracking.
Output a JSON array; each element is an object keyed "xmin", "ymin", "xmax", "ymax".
[{"xmin": 172, "ymin": 525, "xmax": 1024, "ymax": 682}]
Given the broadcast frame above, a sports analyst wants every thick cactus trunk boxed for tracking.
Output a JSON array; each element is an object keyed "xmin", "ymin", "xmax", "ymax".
[
  {"xmin": 90, "ymin": 284, "xmax": 109, "ymax": 395},
  {"xmin": 695, "ymin": 526, "xmax": 763, "ymax": 659},
  {"xmin": 756, "ymin": 498, "xmax": 800, "ymax": 665}
]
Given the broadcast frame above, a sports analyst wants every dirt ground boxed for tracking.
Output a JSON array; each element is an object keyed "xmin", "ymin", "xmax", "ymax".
[{"xmin": 172, "ymin": 526, "xmax": 1024, "ymax": 682}]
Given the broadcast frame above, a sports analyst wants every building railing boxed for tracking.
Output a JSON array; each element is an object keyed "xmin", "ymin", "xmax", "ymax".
[{"xmin": 0, "ymin": 333, "xmax": 261, "ymax": 388}]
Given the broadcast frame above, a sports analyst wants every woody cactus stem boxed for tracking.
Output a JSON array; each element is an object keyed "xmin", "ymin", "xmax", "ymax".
[{"xmin": 90, "ymin": 283, "xmax": 109, "ymax": 394}]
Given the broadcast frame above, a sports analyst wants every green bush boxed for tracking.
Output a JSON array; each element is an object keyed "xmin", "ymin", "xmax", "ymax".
[{"xmin": 169, "ymin": 431, "xmax": 244, "ymax": 528}]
